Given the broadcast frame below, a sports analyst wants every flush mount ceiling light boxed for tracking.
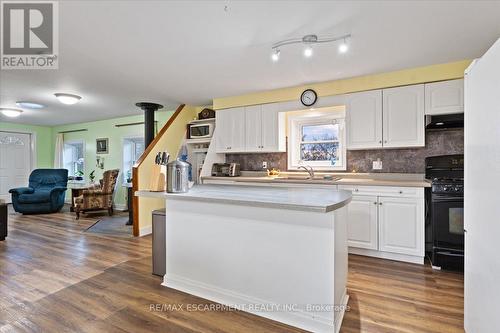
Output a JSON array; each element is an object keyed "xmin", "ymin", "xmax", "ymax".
[
  {"xmin": 16, "ymin": 101, "xmax": 46, "ymax": 109},
  {"xmin": 54, "ymin": 93, "xmax": 82, "ymax": 105},
  {"xmin": 271, "ymin": 33, "xmax": 351, "ymax": 61},
  {"xmin": 0, "ymin": 108, "xmax": 23, "ymax": 117}
]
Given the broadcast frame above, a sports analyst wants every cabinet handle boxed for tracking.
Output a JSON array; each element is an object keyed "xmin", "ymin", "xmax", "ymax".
[
  {"xmin": 379, "ymin": 140, "xmax": 382, "ymax": 144},
  {"xmin": 399, "ymin": 190, "xmax": 403, "ymax": 194},
  {"xmin": 379, "ymin": 202, "xmax": 383, "ymax": 205},
  {"xmin": 354, "ymin": 188, "xmax": 359, "ymax": 192},
  {"xmin": 374, "ymin": 202, "xmax": 378, "ymax": 205},
  {"xmin": 384, "ymin": 140, "xmax": 387, "ymax": 143}
]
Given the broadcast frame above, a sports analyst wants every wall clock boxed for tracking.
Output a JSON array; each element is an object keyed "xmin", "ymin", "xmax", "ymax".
[{"xmin": 300, "ymin": 89, "xmax": 317, "ymax": 107}]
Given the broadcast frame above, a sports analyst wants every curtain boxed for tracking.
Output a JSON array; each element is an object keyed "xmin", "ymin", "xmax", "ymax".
[{"xmin": 54, "ymin": 133, "xmax": 64, "ymax": 168}]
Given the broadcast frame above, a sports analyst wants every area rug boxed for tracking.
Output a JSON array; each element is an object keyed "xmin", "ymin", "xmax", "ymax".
[{"xmin": 85, "ymin": 214, "xmax": 133, "ymax": 238}]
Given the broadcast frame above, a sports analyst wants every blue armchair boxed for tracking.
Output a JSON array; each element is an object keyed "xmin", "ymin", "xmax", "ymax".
[{"xmin": 9, "ymin": 169, "xmax": 68, "ymax": 214}]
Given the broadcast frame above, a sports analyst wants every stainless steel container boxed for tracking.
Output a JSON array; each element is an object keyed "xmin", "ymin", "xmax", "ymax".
[{"xmin": 167, "ymin": 159, "xmax": 191, "ymax": 193}]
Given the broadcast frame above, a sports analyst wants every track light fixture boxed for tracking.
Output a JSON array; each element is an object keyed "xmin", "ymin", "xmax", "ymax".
[{"xmin": 271, "ymin": 33, "xmax": 351, "ymax": 61}]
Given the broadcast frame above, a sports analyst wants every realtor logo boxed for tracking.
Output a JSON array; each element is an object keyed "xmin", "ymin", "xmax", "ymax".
[{"xmin": 1, "ymin": 1, "xmax": 58, "ymax": 69}]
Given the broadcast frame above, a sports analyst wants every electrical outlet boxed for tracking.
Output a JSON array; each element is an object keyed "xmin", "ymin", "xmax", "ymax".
[
  {"xmin": 372, "ymin": 158, "xmax": 383, "ymax": 170},
  {"xmin": 262, "ymin": 161, "xmax": 268, "ymax": 169}
]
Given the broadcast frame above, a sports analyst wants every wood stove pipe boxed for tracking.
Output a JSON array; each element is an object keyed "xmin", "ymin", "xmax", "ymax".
[{"xmin": 135, "ymin": 102, "xmax": 164, "ymax": 148}]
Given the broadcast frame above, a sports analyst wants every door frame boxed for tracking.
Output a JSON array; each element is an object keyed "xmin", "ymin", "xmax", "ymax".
[{"xmin": 0, "ymin": 130, "xmax": 37, "ymax": 171}]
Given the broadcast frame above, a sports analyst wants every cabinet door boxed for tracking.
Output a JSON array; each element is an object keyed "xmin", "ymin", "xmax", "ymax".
[
  {"xmin": 346, "ymin": 195, "xmax": 379, "ymax": 250},
  {"xmin": 382, "ymin": 85, "xmax": 425, "ymax": 148},
  {"xmin": 378, "ymin": 196, "xmax": 424, "ymax": 256},
  {"xmin": 346, "ymin": 90, "xmax": 383, "ymax": 149},
  {"xmin": 425, "ymin": 79, "xmax": 464, "ymax": 115},
  {"xmin": 215, "ymin": 107, "xmax": 246, "ymax": 153},
  {"xmin": 261, "ymin": 104, "xmax": 285, "ymax": 152},
  {"xmin": 244, "ymin": 105, "xmax": 262, "ymax": 152}
]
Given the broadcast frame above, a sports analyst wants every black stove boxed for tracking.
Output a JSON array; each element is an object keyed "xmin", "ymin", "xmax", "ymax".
[{"xmin": 425, "ymin": 155, "xmax": 464, "ymax": 271}]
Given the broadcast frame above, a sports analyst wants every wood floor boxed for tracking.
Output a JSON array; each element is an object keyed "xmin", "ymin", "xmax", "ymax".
[{"xmin": 0, "ymin": 207, "xmax": 464, "ymax": 333}]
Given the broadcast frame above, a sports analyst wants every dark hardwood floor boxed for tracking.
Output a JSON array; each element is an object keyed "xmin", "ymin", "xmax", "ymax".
[{"xmin": 0, "ymin": 206, "xmax": 464, "ymax": 333}]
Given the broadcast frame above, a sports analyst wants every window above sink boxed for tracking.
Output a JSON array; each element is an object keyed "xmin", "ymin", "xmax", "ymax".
[{"xmin": 287, "ymin": 106, "xmax": 346, "ymax": 171}]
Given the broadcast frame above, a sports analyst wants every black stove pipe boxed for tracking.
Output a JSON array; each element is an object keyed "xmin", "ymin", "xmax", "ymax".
[{"xmin": 135, "ymin": 102, "xmax": 164, "ymax": 148}]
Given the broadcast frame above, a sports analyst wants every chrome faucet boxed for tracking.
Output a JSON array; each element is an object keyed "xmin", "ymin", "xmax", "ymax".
[{"xmin": 297, "ymin": 165, "xmax": 315, "ymax": 179}]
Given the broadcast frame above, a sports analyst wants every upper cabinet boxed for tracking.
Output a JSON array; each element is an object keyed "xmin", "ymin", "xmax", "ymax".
[
  {"xmin": 347, "ymin": 84, "xmax": 425, "ymax": 150},
  {"xmin": 346, "ymin": 90, "xmax": 383, "ymax": 149},
  {"xmin": 215, "ymin": 107, "xmax": 246, "ymax": 153},
  {"xmin": 382, "ymin": 84, "xmax": 425, "ymax": 148},
  {"xmin": 216, "ymin": 105, "xmax": 285, "ymax": 153},
  {"xmin": 424, "ymin": 79, "xmax": 464, "ymax": 115}
]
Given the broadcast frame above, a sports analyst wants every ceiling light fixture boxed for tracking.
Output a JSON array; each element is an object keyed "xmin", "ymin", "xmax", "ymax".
[
  {"xmin": 338, "ymin": 38, "xmax": 349, "ymax": 54},
  {"xmin": 271, "ymin": 33, "xmax": 350, "ymax": 61},
  {"xmin": 271, "ymin": 49, "xmax": 280, "ymax": 62},
  {"xmin": 303, "ymin": 46, "xmax": 313, "ymax": 58},
  {"xmin": 16, "ymin": 101, "xmax": 45, "ymax": 109},
  {"xmin": 0, "ymin": 108, "xmax": 23, "ymax": 117},
  {"xmin": 54, "ymin": 93, "xmax": 82, "ymax": 105}
]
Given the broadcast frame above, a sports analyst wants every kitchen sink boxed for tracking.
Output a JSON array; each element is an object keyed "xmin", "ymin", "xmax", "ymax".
[{"xmin": 273, "ymin": 175, "xmax": 342, "ymax": 182}]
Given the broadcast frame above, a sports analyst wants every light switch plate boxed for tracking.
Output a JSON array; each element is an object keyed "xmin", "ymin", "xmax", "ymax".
[
  {"xmin": 262, "ymin": 161, "xmax": 268, "ymax": 169},
  {"xmin": 372, "ymin": 159, "xmax": 383, "ymax": 170}
]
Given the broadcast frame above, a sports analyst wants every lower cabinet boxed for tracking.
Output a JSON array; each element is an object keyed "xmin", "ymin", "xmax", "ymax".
[
  {"xmin": 347, "ymin": 195, "xmax": 378, "ymax": 250},
  {"xmin": 341, "ymin": 185, "xmax": 425, "ymax": 264},
  {"xmin": 378, "ymin": 196, "xmax": 424, "ymax": 257}
]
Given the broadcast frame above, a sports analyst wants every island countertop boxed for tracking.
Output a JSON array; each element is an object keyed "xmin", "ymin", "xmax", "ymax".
[{"xmin": 136, "ymin": 184, "xmax": 352, "ymax": 213}]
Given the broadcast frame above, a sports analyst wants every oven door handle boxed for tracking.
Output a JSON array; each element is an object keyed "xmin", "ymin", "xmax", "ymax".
[{"xmin": 431, "ymin": 195, "xmax": 463, "ymax": 203}]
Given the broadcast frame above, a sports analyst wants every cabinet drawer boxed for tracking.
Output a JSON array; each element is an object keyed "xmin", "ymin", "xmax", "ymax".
[{"xmin": 338, "ymin": 185, "xmax": 423, "ymax": 198}]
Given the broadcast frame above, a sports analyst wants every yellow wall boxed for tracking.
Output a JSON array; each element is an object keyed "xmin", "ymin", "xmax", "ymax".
[
  {"xmin": 136, "ymin": 105, "xmax": 200, "ymax": 234},
  {"xmin": 213, "ymin": 60, "xmax": 471, "ymax": 110}
]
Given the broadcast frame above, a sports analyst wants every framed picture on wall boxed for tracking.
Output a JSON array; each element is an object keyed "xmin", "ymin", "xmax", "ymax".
[{"xmin": 96, "ymin": 138, "xmax": 109, "ymax": 154}]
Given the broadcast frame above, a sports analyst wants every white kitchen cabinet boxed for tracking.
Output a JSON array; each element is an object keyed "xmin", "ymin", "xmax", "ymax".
[
  {"xmin": 244, "ymin": 104, "xmax": 285, "ymax": 152},
  {"xmin": 217, "ymin": 104, "xmax": 285, "ymax": 153},
  {"xmin": 382, "ymin": 84, "xmax": 425, "ymax": 148},
  {"xmin": 244, "ymin": 105, "xmax": 262, "ymax": 151},
  {"xmin": 339, "ymin": 185, "xmax": 425, "ymax": 264},
  {"xmin": 215, "ymin": 107, "xmax": 246, "ymax": 153},
  {"xmin": 378, "ymin": 196, "xmax": 424, "ymax": 257},
  {"xmin": 425, "ymin": 79, "xmax": 464, "ymax": 115},
  {"xmin": 346, "ymin": 195, "xmax": 378, "ymax": 250},
  {"xmin": 346, "ymin": 90, "xmax": 383, "ymax": 149}
]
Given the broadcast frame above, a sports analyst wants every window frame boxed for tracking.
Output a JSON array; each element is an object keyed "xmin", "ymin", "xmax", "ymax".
[
  {"xmin": 288, "ymin": 108, "xmax": 346, "ymax": 171},
  {"xmin": 63, "ymin": 139, "xmax": 85, "ymax": 178},
  {"xmin": 122, "ymin": 136, "xmax": 145, "ymax": 184}
]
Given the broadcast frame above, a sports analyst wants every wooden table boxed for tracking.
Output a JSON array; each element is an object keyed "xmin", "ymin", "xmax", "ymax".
[
  {"xmin": 67, "ymin": 182, "xmax": 92, "ymax": 212},
  {"xmin": 123, "ymin": 183, "xmax": 133, "ymax": 225}
]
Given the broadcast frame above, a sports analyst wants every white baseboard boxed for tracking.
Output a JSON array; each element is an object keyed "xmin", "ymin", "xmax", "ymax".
[
  {"xmin": 163, "ymin": 274, "xmax": 345, "ymax": 333},
  {"xmin": 139, "ymin": 225, "xmax": 152, "ymax": 236},
  {"xmin": 348, "ymin": 247, "xmax": 424, "ymax": 265}
]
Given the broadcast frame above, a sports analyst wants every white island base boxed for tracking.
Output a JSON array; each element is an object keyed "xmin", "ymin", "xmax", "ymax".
[{"xmin": 159, "ymin": 185, "xmax": 351, "ymax": 333}]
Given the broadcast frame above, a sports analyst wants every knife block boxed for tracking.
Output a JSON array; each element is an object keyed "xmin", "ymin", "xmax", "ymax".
[{"xmin": 149, "ymin": 165, "xmax": 167, "ymax": 192}]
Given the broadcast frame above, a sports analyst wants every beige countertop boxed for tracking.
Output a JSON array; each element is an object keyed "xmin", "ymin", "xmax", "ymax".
[
  {"xmin": 136, "ymin": 185, "xmax": 352, "ymax": 213},
  {"xmin": 202, "ymin": 172, "xmax": 431, "ymax": 188}
]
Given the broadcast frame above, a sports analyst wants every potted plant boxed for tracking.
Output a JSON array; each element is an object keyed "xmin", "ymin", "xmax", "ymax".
[
  {"xmin": 75, "ymin": 171, "xmax": 84, "ymax": 181},
  {"xmin": 89, "ymin": 170, "xmax": 96, "ymax": 184}
]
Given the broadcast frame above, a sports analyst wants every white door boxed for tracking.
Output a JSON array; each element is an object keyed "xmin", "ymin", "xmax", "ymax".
[
  {"xmin": 0, "ymin": 132, "xmax": 32, "ymax": 203},
  {"xmin": 244, "ymin": 105, "xmax": 262, "ymax": 152},
  {"xmin": 464, "ymin": 39, "xmax": 500, "ymax": 333},
  {"xmin": 346, "ymin": 195, "xmax": 379, "ymax": 250},
  {"xmin": 425, "ymin": 79, "xmax": 464, "ymax": 115},
  {"xmin": 382, "ymin": 84, "xmax": 425, "ymax": 148},
  {"xmin": 346, "ymin": 90, "xmax": 383, "ymax": 149},
  {"xmin": 215, "ymin": 107, "xmax": 246, "ymax": 153},
  {"xmin": 378, "ymin": 196, "xmax": 423, "ymax": 256}
]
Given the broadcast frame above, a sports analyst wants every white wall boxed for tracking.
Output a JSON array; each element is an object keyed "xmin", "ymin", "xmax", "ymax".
[{"xmin": 464, "ymin": 38, "xmax": 500, "ymax": 333}]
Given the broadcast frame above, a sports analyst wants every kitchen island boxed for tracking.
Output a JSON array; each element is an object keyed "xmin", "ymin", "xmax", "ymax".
[{"xmin": 136, "ymin": 185, "xmax": 352, "ymax": 333}]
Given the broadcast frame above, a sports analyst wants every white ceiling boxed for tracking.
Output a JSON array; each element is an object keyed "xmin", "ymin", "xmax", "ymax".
[{"xmin": 1, "ymin": 0, "xmax": 500, "ymax": 126}]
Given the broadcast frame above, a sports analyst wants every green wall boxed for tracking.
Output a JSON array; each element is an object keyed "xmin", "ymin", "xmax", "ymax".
[
  {"xmin": 51, "ymin": 111, "xmax": 175, "ymax": 208},
  {"xmin": 1, "ymin": 109, "xmax": 175, "ymax": 208},
  {"xmin": 0, "ymin": 122, "xmax": 53, "ymax": 168}
]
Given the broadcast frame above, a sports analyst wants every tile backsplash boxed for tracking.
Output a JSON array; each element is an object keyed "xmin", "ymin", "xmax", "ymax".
[{"xmin": 226, "ymin": 128, "xmax": 464, "ymax": 173}]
